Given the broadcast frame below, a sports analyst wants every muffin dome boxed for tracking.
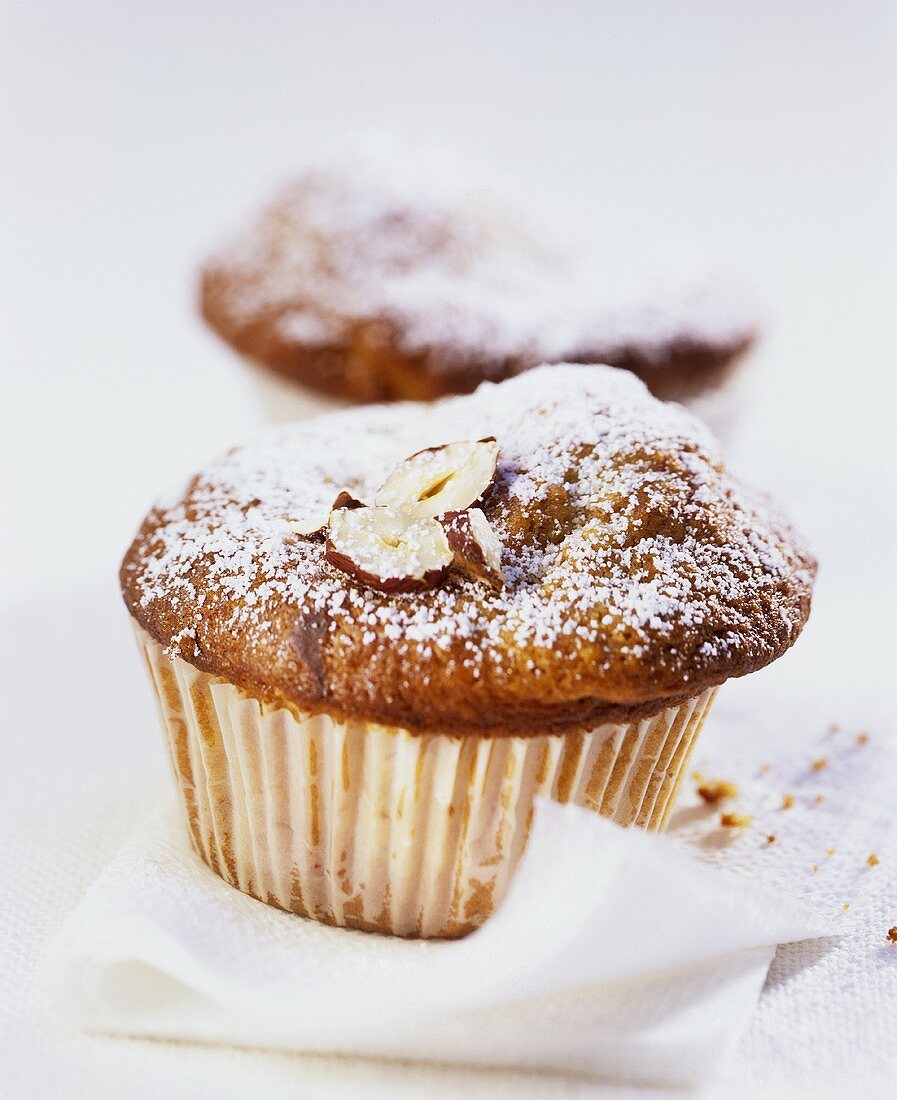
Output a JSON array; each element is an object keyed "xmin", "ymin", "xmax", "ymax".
[
  {"xmin": 121, "ymin": 365, "xmax": 814, "ymax": 735},
  {"xmin": 200, "ymin": 142, "xmax": 755, "ymax": 403}
]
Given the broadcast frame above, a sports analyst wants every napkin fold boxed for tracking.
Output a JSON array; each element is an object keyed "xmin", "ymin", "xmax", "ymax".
[{"xmin": 47, "ymin": 796, "xmax": 829, "ymax": 1086}]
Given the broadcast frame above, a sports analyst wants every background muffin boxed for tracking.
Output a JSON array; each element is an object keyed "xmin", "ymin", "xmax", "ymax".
[
  {"xmin": 200, "ymin": 140, "xmax": 757, "ymax": 420},
  {"xmin": 121, "ymin": 364, "xmax": 813, "ymax": 937}
]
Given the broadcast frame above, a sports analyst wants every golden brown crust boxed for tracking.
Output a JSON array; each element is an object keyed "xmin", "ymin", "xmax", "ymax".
[
  {"xmin": 582, "ymin": 336, "xmax": 751, "ymax": 403},
  {"xmin": 200, "ymin": 276, "xmax": 752, "ymax": 406},
  {"xmin": 120, "ymin": 366, "xmax": 814, "ymax": 737},
  {"xmin": 198, "ymin": 153, "xmax": 757, "ymax": 406}
]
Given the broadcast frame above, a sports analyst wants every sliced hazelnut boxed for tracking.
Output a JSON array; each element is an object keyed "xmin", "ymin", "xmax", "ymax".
[
  {"xmin": 288, "ymin": 510, "xmax": 331, "ymax": 539},
  {"xmin": 325, "ymin": 506, "xmax": 452, "ymax": 593},
  {"xmin": 330, "ymin": 489, "xmax": 365, "ymax": 513},
  {"xmin": 288, "ymin": 489, "xmax": 364, "ymax": 539},
  {"xmin": 441, "ymin": 508, "xmax": 504, "ymax": 589},
  {"xmin": 375, "ymin": 437, "xmax": 499, "ymax": 520}
]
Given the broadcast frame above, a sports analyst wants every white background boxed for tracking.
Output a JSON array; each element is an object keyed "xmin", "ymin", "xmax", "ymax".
[{"xmin": 1, "ymin": 2, "xmax": 896, "ymax": 1097}]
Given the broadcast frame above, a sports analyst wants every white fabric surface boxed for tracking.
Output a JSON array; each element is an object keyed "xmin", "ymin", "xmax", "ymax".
[{"xmin": 45, "ymin": 796, "xmax": 827, "ymax": 1088}]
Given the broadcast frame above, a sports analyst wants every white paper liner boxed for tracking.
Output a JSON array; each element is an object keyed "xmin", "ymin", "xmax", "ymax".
[
  {"xmin": 681, "ymin": 368, "xmax": 748, "ymax": 442},
  {"xmin": 245, "ymin": 358, "xmax": 350, "ymax": 423},
  {"xmin": 246, "ymin": 354, "xmax": 744, "ymax": 441},
  {"xmin": 135, "ymin": 624, "xmax": 717, "ymax": 938}
]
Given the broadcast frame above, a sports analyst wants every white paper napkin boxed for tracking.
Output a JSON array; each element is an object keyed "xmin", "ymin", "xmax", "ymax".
[{"xmin": 46, "ymin": 795, "xmax": 830, "ymax": 1088}]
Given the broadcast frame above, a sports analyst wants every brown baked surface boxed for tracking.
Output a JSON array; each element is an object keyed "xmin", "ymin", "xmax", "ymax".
[
  {"xmin": 121, "ymin": 364, "xmax": 814, "ymax": 736},
  {"xmin": 199, "ymin": 150, "xmax": 756, "ymax": 405}
]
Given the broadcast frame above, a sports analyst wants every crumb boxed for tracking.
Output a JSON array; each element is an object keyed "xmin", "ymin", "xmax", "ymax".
[
  {"xmin": 697, "ymin": 779, "xmax": 739, "ymax": 805},
  {"xmin": 813, "ymin": 794, "xmax": 825, "ymax": 805},
  {"xmin": 888, "ymin": 926, "xmax": 897, "ymax": 943},
  {"xmin": 720, "ymin": 812, "xmax": 752, "ymax": 829},
  {"xmin": 759, "ymin": 763, "xmax": 772, "ymax": 774},
  {"xmin": 842, "ymin": 903, "xmax": 850, "ymax": 911},
  {"xmin": 766, "ymin": 834, "xmax": 776, "ymax": 845},
  {"xmin": 827, "ymin": 723, "xmax": 840, "ymax": 735},
  {"xmin": 826, "ymin": 848, "xmax": 836, "ymax": 857},
  {"xmin": 782, "ymin": 793, "xmax": 795, "ymax": 810},
  {"xmin": 692, "ymin": 770, "xmax": 704, "ymax": 783},
  {"xmin": 811, "ymin": 864, "xmax": 819, "ymax": 873},
  {"xmin": 867, "ymin": 853, "xmax": 880, "ymax": 867},
  {"xmin": 811, "ymin": 758, "xmax": 828, "ymax": 771},
  {"xmin": 856, "ymin": 732, "xmax": 869, "ymax": 746}
]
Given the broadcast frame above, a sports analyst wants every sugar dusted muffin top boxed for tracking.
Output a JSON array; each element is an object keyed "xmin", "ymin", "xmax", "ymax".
[
  {"xmin": 121, "ymin": 365, "xmax": 814, "ymax": 735},
  {"xmin": 200, "ymin": 140, "xmax": 755, "ymax": 403}
]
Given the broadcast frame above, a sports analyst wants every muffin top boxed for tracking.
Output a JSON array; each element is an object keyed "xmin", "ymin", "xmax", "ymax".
[
  {"xmin": 200, "ymin": 140, "xmax": 755, "ymax": 402},
  {"xmin": 121, "ymin": 365, "xmax": 814, "ymax": 735}
]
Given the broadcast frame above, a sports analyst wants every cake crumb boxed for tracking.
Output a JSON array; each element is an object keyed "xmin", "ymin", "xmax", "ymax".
[
  {"xmin": 826, "ymin": 848, "xmax": 836, "ymax": 857},
  {"xmin": 811, "ymin": 758, "xmax": 828, "ymax": 771},
  {"xmin": 759, "ymin": 763, "xmax": 772, "ymax": 774},
  {"xmin": 782, "ymin": 793, "xmax": 795, "ymax": 810},
  {"xmin": 842, "ymin": 903, "xmax": 850, "ymax": 911},
  {"xmin": 867, "ymin": 853, "xmax": 880, "ymax": 867},
  {"xmin": 813, "ymin": 794, "xmax": 825, "ymax": 805},
  {"xmin": 827, "ymin": 723, "xmax": 840, "ymax": 734},
  {"xmin": 887, "ymin": 926, "xmax": 897, "ymax": 943},
  {"xmin": 697, "ymin": 779, "xmax": 739, "ymax": 805},
  {"xmin": 811, "ymin": 864, "xmax": 819, "ymax": 873},
  {"xmin": 691, "ymin": 770, "xmax": 704, "ymax": 783},
  {"xmin": 856, "ymin": 732, "xmax": 869, "ymax": 746},
  {"xmin": 720, "ymin": 812, "xmax": 752, "ymax": 829},
  {"xmin": 766, "ymin": 834, "xmax": 776, "ymax": 845}
]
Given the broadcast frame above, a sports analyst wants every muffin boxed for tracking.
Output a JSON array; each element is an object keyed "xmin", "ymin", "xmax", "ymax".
[
  {"xmin": 200, "ymin": 141, "xmax": 756, "ymax": 423},
  {"xmin": 120, "ymin": 364, "xmax": 813, "ymax": 938}
]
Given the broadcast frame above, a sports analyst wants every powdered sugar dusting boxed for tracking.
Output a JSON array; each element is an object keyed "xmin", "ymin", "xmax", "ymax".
[
  {"xmin": 123, "ymin": 365, "xmax": 814, "ymax": 715},
  {"xmin": 206, "ymin": 137, "xmax": 756, "ymax": 370}
]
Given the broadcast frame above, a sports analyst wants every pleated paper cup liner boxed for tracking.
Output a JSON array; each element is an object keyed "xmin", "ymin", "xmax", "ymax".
[
  {"xmin": 681, "ymin": 370, "xmax": 747, "ymax": 444},
  {"xmin": 135, "ymin": 623, "xmax": 717, "ymax": 938},
  {"xmin": 244, "ymin": 357, "xmax": 746, "ymax": 445},
  {"xmin": 245, "ymin": 359, "xmax": 350, "ymax": 424}
]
